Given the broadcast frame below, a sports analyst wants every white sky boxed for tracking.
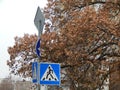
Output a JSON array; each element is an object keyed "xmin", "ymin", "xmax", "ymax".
[{"xmin": 0, "ymin": 0, "xmax": 47, "ymax": 78}]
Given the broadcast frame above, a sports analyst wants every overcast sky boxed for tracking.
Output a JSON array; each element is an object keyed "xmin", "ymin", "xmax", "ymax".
[{"xmin": 0, "ymin": 0, "xmax": 47, "ymax": 78}]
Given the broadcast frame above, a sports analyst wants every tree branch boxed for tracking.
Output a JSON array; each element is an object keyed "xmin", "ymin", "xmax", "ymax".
[
  {"xmin": 89, "ymin": 42, "xmax": 118, "ymax": 54},
  {"xmin": 74, "ymin": 1, "xmax": 120, "ymax": 9}
]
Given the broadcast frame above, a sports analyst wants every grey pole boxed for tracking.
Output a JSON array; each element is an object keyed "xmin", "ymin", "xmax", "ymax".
[{"xmin": 34, "ymin": 6, "xmax": 46, "ymax": 90}]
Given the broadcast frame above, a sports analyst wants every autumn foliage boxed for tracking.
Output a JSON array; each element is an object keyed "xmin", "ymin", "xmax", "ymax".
[
  {"xmin": 7, "ymin": 0, "xmax": 120, "ymax": 90},
  {"xmin": 7, "ymin": 34, "xmax": 38, "ymax": 77}
]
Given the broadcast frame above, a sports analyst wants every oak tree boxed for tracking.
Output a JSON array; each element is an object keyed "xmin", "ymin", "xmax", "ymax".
[{"xmin": 7, "ymin": 0, "xmax": 120, "ymax": 90}]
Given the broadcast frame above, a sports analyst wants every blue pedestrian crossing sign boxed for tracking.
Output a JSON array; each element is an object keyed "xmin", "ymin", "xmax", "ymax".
[
  {"xmin": 40, "ymin": 63, "xmax": 60, "ymax": 85},
  {"xmin": 36, "ymin": 39, "xmax": 41, "ymax": 57},
  {"xmin": 32, "ymin": 62, "xmax": 38, "ymax": 83}
]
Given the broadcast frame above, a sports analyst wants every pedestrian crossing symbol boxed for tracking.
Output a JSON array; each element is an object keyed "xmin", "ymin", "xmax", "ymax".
[
  {"xmin": 40, "ymin": 63, "xmax": 60, "ymax": 85},
  {"xmin": 41, "ymin": 65, "xmax": 58, "ymax": 81}
]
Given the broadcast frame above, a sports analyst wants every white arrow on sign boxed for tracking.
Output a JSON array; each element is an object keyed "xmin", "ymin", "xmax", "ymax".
[{"xmin": 34, "ymin": 7, "xmax": 45, "ymax": 37}]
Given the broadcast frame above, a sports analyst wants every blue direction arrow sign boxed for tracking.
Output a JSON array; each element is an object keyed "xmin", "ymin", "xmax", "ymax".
[
  {"xmin": 36, "ymin": 39, "xmax": 41, "ymax": 57},
  {"xmin": 32, "ymin": 62, "xmax": 38, "ymax": 83},
  {"xmin": 40, "ymin": 63, "xmax": 61, "ymax": 85}
]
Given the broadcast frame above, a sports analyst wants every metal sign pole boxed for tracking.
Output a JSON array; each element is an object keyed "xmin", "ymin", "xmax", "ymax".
[
  {"xmin": 37, "ymin": 63, "xmax": 40, "ymax": 90},
  {"xmin": 34, "ymin": 6, "xmax": 46, "ymax": 90},
  {"xmin": 34, "ymin": 7, "xmax": 60, "ymax": 90},
  {"xmin": 37, "ymin": 9, "xmax": 42, "ymax": 90}
]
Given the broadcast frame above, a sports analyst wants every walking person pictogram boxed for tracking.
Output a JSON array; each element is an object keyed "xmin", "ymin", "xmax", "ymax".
[{"xmin": 46, "ymin": 66, "xmax": 54, "ymax": 80}]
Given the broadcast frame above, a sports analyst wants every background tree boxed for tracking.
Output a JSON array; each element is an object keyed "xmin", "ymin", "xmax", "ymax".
[
  {"xmin": 7, "ymin": 34, "xmax": 38, "ymax": 78},
  {"xmin": 7, "ymin": 0, "xmax": 120, "ymax": 90}
]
